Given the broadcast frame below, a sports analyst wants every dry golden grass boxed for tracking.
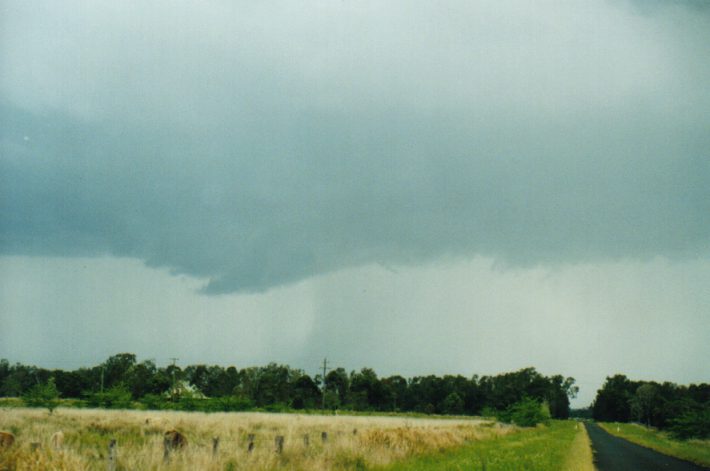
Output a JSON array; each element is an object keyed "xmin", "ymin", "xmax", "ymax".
[
  {"xmin": 0, "ymin": 408, "xmax": 513, "ymax": 470},
  {"xmin": 562, "ymin": 422, "xmax": 596, "ymax": 471}
]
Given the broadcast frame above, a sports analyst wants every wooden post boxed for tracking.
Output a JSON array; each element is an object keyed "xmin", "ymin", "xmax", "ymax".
[
  {"xmin": 353, "ymin": 428, "xmax": 358, "ymax": 435},
  {"xmin": 303, "ymin": 434, "xmax": 309, "ymax": 447},
  {"xmin": 321, "ymin": 431, "xmax": 328, "ymax": 443},
  {"xmin": 212, "ymin": 436, "xmax": 220, "ymax": 457},
  {"xmin": 163, "ymin": 436, "xmax": 171, "ymax": 462},
  {"xmin": 274, "ymin": 435, "xmax": 284, "ymax": 454},
  {"xmin": 247, "ymin": 434, "xmax": 255, "ymax": 453},
  {"xmin": 107, "ymin": 439, "xmax": 117, "ymax": 471}
]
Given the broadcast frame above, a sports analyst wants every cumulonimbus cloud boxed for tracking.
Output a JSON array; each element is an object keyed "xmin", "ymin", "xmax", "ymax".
[{"xmin": 1, "ymin": 1, "xmax": 709, "ymax": 293}]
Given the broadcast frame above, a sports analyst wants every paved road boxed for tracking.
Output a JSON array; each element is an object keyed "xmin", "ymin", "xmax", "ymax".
[{"xmin": 586, "ymin": 423, "xmax": 708, "ymax": 471}]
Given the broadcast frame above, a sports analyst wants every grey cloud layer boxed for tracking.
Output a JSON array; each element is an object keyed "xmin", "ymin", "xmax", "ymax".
[{"xmin": 1, "ymin": 1, "xmax": 709, "ymax": 293}]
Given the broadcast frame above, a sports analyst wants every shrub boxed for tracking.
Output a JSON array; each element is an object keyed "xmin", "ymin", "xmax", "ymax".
[
  {"xmin": 218, "ymin": 396, "xmax": 254, "ymax": 411},
  {"xmin": 497, "ymin": 397, "xmax": 551, "ymax": 427},
  {"xmin": 22, "ymin": 378, "xmax": 60, "ymax": 414},
  {"xmin": 86, "ymin": 385, "xmax": 133, "ymax": 409},
  {"xmin": 137, "ymin": 394, "xmax": 255, "ymax": 412},
  {"xmin": 264, "ymin": 402, "xmax": 290, "ymax": 413}
]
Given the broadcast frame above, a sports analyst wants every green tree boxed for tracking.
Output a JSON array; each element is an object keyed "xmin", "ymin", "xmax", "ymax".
[
  {"xmin": 350, "ymin": 368, "xmax": 386, "ymax": 410},
  {"xmin": 442, "ymin": 392, "xmax": 465, "ymax": 415},
  {"xmin": 382, "ymin": 375, "xmax": 408, "ymax": 411},
  {"xmin": 325, "ymin": 368, "xmax": 350, "ymax": 408},
  {"xmin": 102, "ymin": 353, "xmax": 137, "ymax": 389},
  {"xmin": 546, "ymin": 375, "xmax": 578, "ymax": 419},
  {"xmin": 498, "ymin": 397, "xmax": 551, "ymax": 427},
  {"xmin": 669, "ymin": 406, "xmax": 710, "ymax": 439},
  {"xmin": 127, "ymin": 360, "xmax": 158, "ymax": 399},
  {"xmin": 87, "ymin": 384, "xmax": 132, "ymax": 409},
  {"xmin": 592, "ymin": 374, "xmax": 636, "ymax": 422},
  {"xmin": 23, "ymin": 377, "xmax": 60, "ymax": 414},
  {"xmin": 291, "ymin": 374, "xmax": 320, "ymax": 409}
]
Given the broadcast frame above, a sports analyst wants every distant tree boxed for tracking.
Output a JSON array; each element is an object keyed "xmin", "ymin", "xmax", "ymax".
[
  {"xmin": 23, "ymin": 377, "xmax": 60, "ymax": 414},
  {"xmin": 442, "ymin": 392, "xmax": 465, "ymax": 415},
  {"xmin": 290, "ymin": 374, "xmax": 319, "ymax": 409},
  {"xmin": 688, "ymin": 383, "xmax": 710, "ymax": 404},
  {"xmin": 325, "ymin": 368, "xmax": 350, "ymax": 407},
  {"xmin": 255, "ymin": 363, "xmax": 293, "ymax": 406},
  {"xmin": 591, "ymin": 374, "xmax": 710, "ymax": 438},
  {"xmin": 0, "ymin": 360, "xmax": 10, "ymax": 390},
  {"xmin": 87, "ymin": 384, "xmax": 132, "ymax": 409},
  {"xmin": 102, "ymin": 353, "xmax": 137, "ymax": 389},
  {"xmin": 569, "ymin": 407, "xmax": 593, "ymax": 419},
  {"xmin": 592, "ymin": 375, "xmax": 635, "ymax": 422},
  {"xmin": 350, "ymin": 368, "xmax": 386, "ymax": 411},
  {"xmin": 53, "ymin": 369, "xmax": 89, "ymax": 398},
  {"xmin": 381, "ymin": 375, "xmax": 408, "ymax": 411},
  {"xmin": 408, "ymin": 375, "xmax": 446, "ymax": 414},
  {"xmin": 482, "ymin": 368, "xmax": 549, "ymax": 411},
  {"xmin": 185, "ymin": 364, "xmax": 211, "ymax": 395},
  {"xmin": 547, "ymin": 375, "xmax": 578, "ymax": 419},
  {"xmin": 632, "ymin": 383, "xmax": 659, "ymax": 427},
  {"xmin": 1, "ymin": 363, "xmax": 37, "ymax": 396},
  {"xmin": 127, "ymin": 360, "xmax": 158, "ymax": 399},
  {"xmin": 669, "ymin": 406, "xmax": 710, "ymax": 439}
]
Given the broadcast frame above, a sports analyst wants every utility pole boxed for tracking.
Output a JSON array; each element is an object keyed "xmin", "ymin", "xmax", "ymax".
[
  {"xmin": 169, "ymin": 358, "xmax": 179, "ymax": 397},
  {"xmin": 320, "ymin": 358, "xmax": 329, "ymax": 410},
  {"xmin": 100, "ymin": 367, "xmax": 105, "ymax": 393}
]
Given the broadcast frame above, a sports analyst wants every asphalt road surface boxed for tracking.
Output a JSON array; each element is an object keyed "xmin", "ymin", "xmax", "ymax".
[{"xmin": 586, "ymin": 423, "xmax": 708, "ymax": 471}]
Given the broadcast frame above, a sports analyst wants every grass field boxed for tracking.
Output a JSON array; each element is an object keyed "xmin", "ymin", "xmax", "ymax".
[
  {"xmin": 599, "ymin": 422, "xmax": 710, "ymax": 467},
  {"xmin": 380, "ymin": 420, "xmax": 594, "ymax": 471},
  {"xmin": 0, "ymin": 407, "xmax": 514, "ymax": 470},
  {"xmin": 0, "ymin": 407, "xmax": 596, "ymax": 470}
]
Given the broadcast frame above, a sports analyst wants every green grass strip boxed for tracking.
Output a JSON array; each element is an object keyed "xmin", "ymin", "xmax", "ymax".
[
  {"xmin": 380, "ymin": 421, "xmax": 579, "ymax": 471},
  {"xmin": 599, "ymin": 422, "xmax": 710, "ymax": 467}
]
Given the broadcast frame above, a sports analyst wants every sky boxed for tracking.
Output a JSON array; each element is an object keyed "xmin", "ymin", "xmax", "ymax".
[{"xmin": 1, "ymin": 0, "xmax": 709, "ymax": 407}]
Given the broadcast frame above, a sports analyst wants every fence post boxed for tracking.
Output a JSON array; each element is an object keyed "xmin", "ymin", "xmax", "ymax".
[
  {"xmin": 247, "ymin": 433, "xmax": 255, "ymax": 453},
  {"xmin": 275, "ymin": 435, "xmax": 284, "ymax": 454},
  {"xmin": 212, "ymin": 436, "xmax": 220, "ymax": 457},
  {"xmin": 321, "ymin": 431, "xmax": 328, "ymax": 444},
  {"xmin": 163, "ymin": 436, "xmax": 170, "ymax": 462},
  {"xmin": 303, "ymin": 434, "xmax": 309, "ymax": 447},
  {"xmin": 107, "ymin": 439, "xmax": 117, "ymax": 471}
]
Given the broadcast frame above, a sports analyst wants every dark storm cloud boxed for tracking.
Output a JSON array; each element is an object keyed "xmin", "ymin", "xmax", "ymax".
[
  {"xmin": 623, "ymin": 0, "xmax": 710, "ymax": 13},
  {"xmin": 1, "ymin": 1, "xmax": 709, "ymax": 293}
]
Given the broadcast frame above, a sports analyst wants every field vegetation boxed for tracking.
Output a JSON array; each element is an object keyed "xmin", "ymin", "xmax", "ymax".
[
  {"xmin": 599, "ymin": 422, "xmax": 710, "ymax": 467},
  {"xmin": 381, "ymin": 420, "xmax": 593, "ymax": 471},
  {"xmin": 0, "ymin": 407, "xmax": 516, "ymax": 470}
]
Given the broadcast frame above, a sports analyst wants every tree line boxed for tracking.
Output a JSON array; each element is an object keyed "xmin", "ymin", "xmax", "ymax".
[
  {"xmin": 592, "ymin": 374, "xmax": 710, "ymax": 439},
  {"xmin": 0, "ymin": 354, "xmax": 577, "ymax": 421}
]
